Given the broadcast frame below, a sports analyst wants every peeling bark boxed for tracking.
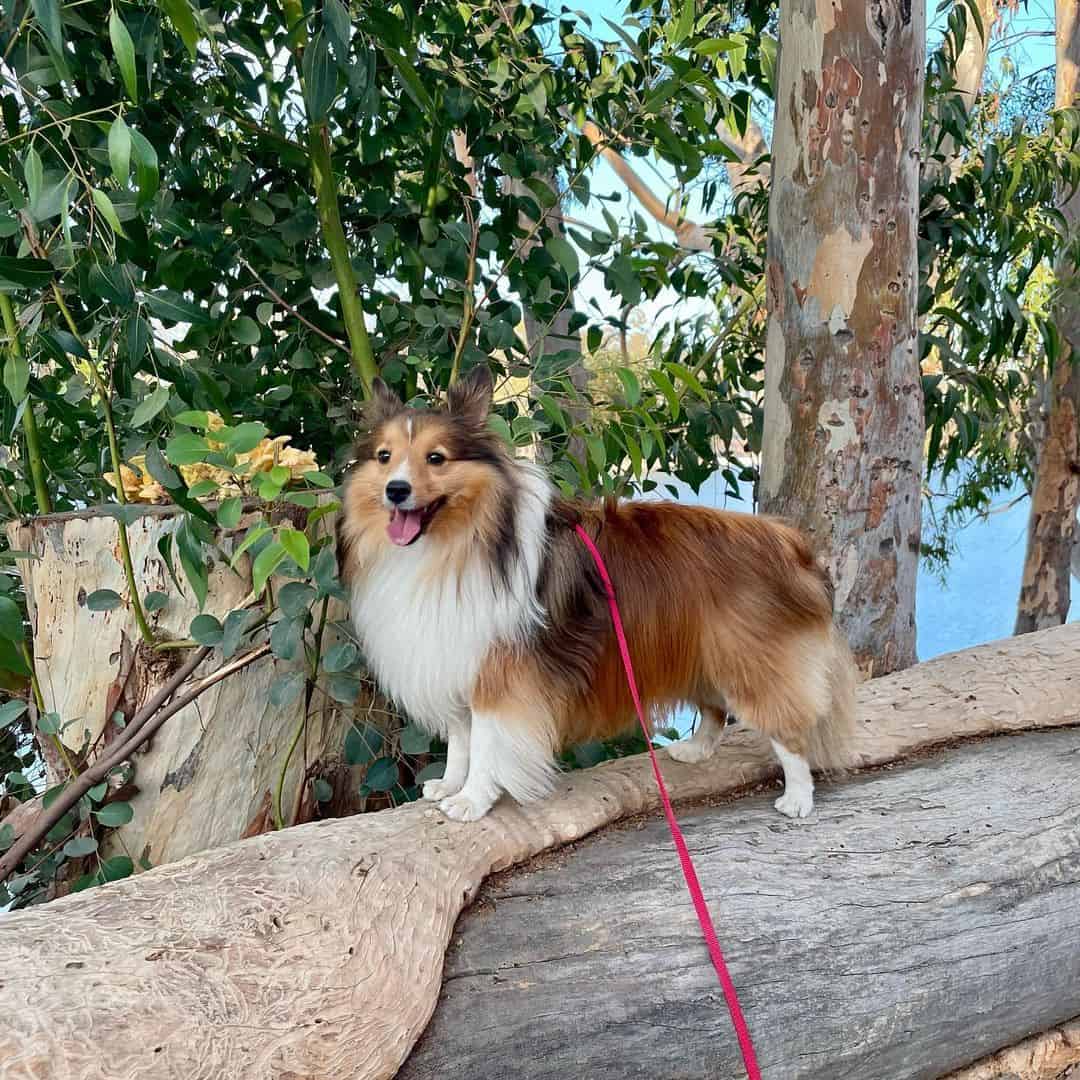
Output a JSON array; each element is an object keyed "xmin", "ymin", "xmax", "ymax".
[
  {"xmin": 1015, "ymin": 0, "xmax": 1080, "ymax": 635},
  {"xmin": 762, "ymin": 0, "xmax": 926, "ymax": 676}
]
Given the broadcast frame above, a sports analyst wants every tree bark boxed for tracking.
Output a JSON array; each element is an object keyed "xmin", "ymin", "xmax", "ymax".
[
  {"xmin": 402, "ymin": 729, "xmax": 1080, "ymax": 1080},
  {"xmin": 0, "ymin": 621, "xmax": 1077, "ymax": 1080},
  {"xmin": 1014, "ymin": 0, "xmax": 1080, "ymax": 635},
  {"xmin": 761, "ymin": 0, "xmax": 926, "ymax": 677},
  {"xmin": 6, "ymin": 506, "xmax": 361, "ymax": 869}
]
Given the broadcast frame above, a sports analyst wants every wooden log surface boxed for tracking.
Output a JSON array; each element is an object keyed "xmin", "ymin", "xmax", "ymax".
[
  {"xmin": 945, "ymin": 1016, "xmax": 1080, "ymax": 1080},
  {"xmin": 401, "ymin": 728, "xmax": 1080, "ymax": 1080},
  {"xmin": 0, "ymin": 623, "xmax": 1078, "ymax": 1080}
]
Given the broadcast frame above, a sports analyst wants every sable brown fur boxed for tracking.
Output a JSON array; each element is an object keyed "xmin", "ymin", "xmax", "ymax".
[{"xmin": 475, "ymin": 497, "xmax": 855, "ymax": 763}]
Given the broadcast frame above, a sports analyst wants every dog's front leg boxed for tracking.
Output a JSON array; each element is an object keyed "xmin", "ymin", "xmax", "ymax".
[
  {"xmin": 438, "ymin": 707, "xmax": 557, "ymax": 823},
  {"xmin": 421, "ymin": 710, "xmax": 470, "ymax": 801}
]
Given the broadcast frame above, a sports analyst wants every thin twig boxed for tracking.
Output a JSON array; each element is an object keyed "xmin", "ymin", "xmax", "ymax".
[
  {"xmin": 0, "ymin": 643, "xmax": 270, "ymax": 884},
  {"xmin": 237, "ymin": 256, "xmax": 350, "ymax": 355}
]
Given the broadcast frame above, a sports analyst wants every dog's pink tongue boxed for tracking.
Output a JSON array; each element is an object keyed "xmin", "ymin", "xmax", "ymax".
[{"xmin": 388, "ymin": 509, "xmax": 423, "ymax": 546}]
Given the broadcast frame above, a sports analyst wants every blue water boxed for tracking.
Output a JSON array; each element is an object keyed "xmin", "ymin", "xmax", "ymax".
[{"xmin": 645, "ymin": 472, "xmax": 1077, "ymax": 663}]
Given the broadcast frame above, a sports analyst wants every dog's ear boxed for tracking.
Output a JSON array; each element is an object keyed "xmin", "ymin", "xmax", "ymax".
[
  {"xmin": 364, "ymin": 377, "xmax": 403, "ymax": 427},
  {"xmin": 447, "ymin": 365, "xmax": 493, "ymax": 427}
]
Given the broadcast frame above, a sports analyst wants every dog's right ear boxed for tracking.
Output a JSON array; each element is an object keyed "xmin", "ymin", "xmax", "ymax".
[{"xmin": 364, "ymin": 378, "xmax": 403, "ymax": 427}]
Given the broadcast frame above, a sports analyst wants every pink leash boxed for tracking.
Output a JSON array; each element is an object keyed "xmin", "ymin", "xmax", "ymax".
[{"xmin": 575, "ymin": 524, "xmax": 763, "ymax": 1080}]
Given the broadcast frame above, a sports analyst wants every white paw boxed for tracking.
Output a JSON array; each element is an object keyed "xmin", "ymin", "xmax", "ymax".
[
  {"xmin": 667, "ymin": 739, "xmax": 715, "ymax": 765},
  {"xmin": 774, "ymin": 787, "xmax": 814, "ymax": 819},
  {"xmin": 438, "ymin": 791, "xmax": 494, "ymax": 822},
  {"xmin": 422, "ymin": 778, "xmax": 461, "ymax": 801}
]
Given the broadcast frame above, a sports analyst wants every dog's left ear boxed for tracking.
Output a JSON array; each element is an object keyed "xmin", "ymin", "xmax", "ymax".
[
  {"xmin": 364, "ymin": 377, "xmax": 403, "ymax": 427},
  {"xmin": 447, "ymin": 365, "xmax": 493, "ymax": 427}
]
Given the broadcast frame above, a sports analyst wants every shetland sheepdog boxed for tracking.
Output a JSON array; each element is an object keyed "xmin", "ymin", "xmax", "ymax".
[{"xmin": 338, "ymin": 366, "xmax": 857, "ymax": 823}]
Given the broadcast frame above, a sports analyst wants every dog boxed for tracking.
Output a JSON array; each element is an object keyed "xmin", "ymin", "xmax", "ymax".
[{"xmin": 337, "ymin": 365, "xmax": 857, "ymax": 823}]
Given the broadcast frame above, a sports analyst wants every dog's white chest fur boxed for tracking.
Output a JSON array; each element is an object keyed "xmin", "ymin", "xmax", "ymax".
[{"xmin": 348, "ymin": 464, "xmax": 551, "ymax": 734}]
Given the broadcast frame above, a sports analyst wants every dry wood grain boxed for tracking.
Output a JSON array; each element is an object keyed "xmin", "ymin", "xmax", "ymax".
[{"xmin": 0, "ymin": 623, "xmax": 1078, "ymax": 1079}]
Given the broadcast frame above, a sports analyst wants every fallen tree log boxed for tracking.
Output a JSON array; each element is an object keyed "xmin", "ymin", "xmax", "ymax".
[
  {"xmin": 401, "ymin": 728, "xmax": 1080, "ymax": 1080},
  {"xmin": 0, "ymin": 623, "xmax": 1078, "ymax": 1080}
]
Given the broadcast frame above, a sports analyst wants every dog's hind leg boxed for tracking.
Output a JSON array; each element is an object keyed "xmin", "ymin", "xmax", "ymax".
[
  {"xmin": 438, "ymin": 705, "xmax": 557, "ymax": 823},
  {"xmin": 667, "ymin": 705, "xmax": 727, "ymax": 764},
  {"xmin": 421, "ymin": 708, "xmax": 470, "ymax": 801},
  {"xmin": 769, "ymin": 738, "xmax": 814, "ymax": 819}
]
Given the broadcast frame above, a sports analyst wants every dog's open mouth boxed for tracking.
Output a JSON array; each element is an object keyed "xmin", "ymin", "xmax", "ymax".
[{"xmin": 387, "ymin": 498, "xmax": 445, "ymax": 547}]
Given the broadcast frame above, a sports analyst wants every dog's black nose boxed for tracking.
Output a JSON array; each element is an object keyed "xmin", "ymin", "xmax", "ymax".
[{"xmin": 385, "ymin": 480, "xmax": 411, "ymax": 505}]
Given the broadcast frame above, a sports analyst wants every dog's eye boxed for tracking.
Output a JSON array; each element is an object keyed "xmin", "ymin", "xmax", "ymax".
[
  {"xmin": 426, "ymin": 451, "xmax": 446, "ymax": 466},
  {"xmin": 376, "ymin": 449, "xmax": 391, "ymax": 464}
]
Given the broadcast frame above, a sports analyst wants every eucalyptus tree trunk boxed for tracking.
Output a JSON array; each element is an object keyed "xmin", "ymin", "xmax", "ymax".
[
  {"xmin": 761, "ymin": 0, "xmax": 926, "ymax": 677},
  {"xmin": 1014, "ymin": 0, "xmax": 1080, "ymax": 634}
]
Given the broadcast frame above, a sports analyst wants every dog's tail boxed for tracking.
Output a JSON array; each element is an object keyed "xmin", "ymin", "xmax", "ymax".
[{"xmin": 805, "ymin": 625, "xmax": 859, "ymax": 773}]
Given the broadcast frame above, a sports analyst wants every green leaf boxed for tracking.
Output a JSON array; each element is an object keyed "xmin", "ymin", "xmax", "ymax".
[
  {"xmin": 323, "ymin": 0, "xmax": 351, "ymax": 61},
  {"xmin": 229, "ymin": 316, "xmax": 260, "ymax": 345},
  {"xmin": 129, "ymin": 129, "xmax": 160, "ymax": 207},
  {"xmin": 616, "ymin": 367, "xmax": 641, "ymax": 406},
  {"xmin": 304, "ymin": 471, "xmax": 334, "ymax": 489},
  {"xmin": 165, "ymin": 432, "xmax": 209, "ymax": 466},
  {"xmin": 96, "ymin": 854, "xmax": 134, "ymax": 882},
  {"xmin": 144, "ymin": 442, "xmax": 181, "ymax": 489},
  {"xmin": 63, "ymin": 835, "xmax": 98, "ymax": 858},
  {"xmin": 159, "ymin": 0, "xmax": 201, "ymax": 58},
  {"xmin": 225, "ymin": 421, "xmax": 268, "ymax": 454},
  {"xmin": 216, "ymin": 497, "xmax": 243, "ymax": 529},
  {"xmin": 144, "ymin": 590, "xmax": 169, "ymax": 613},
  {"xmin": 344, "ymin": 723, "xmax": 382, "ymax": 765},
  {"xmin": 189, "ymin": 613, "xmax": 223, "ymax": 646},
  {"xmin": 220, "ymin": 608, "xmax": 253, "ymax": 659},
  {"xmin": 302, "ymin": 30, "xmax": 337, "ymax": 121},
  {"xmin": 279, "ymin": 527, "xmax": 310, "ymax": 571},
  {"xmin": 86, "ymin": 589, "xmax": 122, "ymax": 613},
  {"xmin": 250, "ymin": 539, "xmax": 286, "ymax": 596},
  {"xmin": 269, "ymin": 669, "xmax": 304, "ymax": 708},
  {"xmin": 0, "ymin": 700, "xmax": 28, "ymax": 731},
  {"xmin": 313, "ymin": 777, "xmax": 333, "ymax": 802},
  {"xmin": 270, "ymin": 614, "xmax": 303, "ymax": 660},
  {"xmin": 107, "ymin": 116, "xmax": 131, "ymax": 186},
  {"xmin": 176, "ymin": 518, "xmax": 208, "ymax": 609},
  {"xmin": 399, "ymin": 722, "xmax": 432, "ymax": 755},
  {"xmin": 37, "ymin": 711, "xmax": 60, "ymax": 734},
  {"xmin": 87, "ymin": 782, "xmax": 108, "ymax": 803},
  {"xmin": 672, "ymin": 0, "xmax": 695, "ymax": 45},
  {"xmin": 31, "ymin": 0, "xmax": 64, "ymax": 57},
  {"xmin": 278, "ymin": 581, "xmax": 315, "ymax": 618},
  {"xmin": 142, "ymin": 288, "xmax": 211, "ymax": 326},
  {"xmin": 327, "ymin": 672, "xmax": 363, "ymax": 704},
  {"xmin": 130, "ymin": 385, "xmax": 170, "ymax": 428},
  {"xmin": 174, "ymin": 410, "xmax": 211, "ymax": 429},
  {"xmin": 230, "ymin": 524, "xmax": 271, "ymax": 567},
  {"xmin": 91, "ymin": 188, "xmax": 128, "ymax": 239},
  {"xmin": 109, "ymin": 8, "xmax": 139, "ymax": 103},
  {"xmin": 545, "ymin": 234, "xmax": 579, "ymax": 278},
  {"xmin": 365, "ymin": 756, "xmax": 399, "ymax": 792},
  {"xmin": 381, "ymin": 46, "xmax": 435, "ymax": 116},
  {"xmin": 322, "ymin": 641, "xmax": 358, "ymax": 673},
  {"xmin": 3, "ymin": 353, "xmax": 29, "ymax": 404},
  {"xmin": 23, "ymin": 147, "xmax": 43, "ymax": 207},
  {"xmin": 0, "ymin": 256, "xmax": 54, "ymax": 289},
  {"xmin": 94, "ymin": 801, "xmax": 134, "ymax": 827}
]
